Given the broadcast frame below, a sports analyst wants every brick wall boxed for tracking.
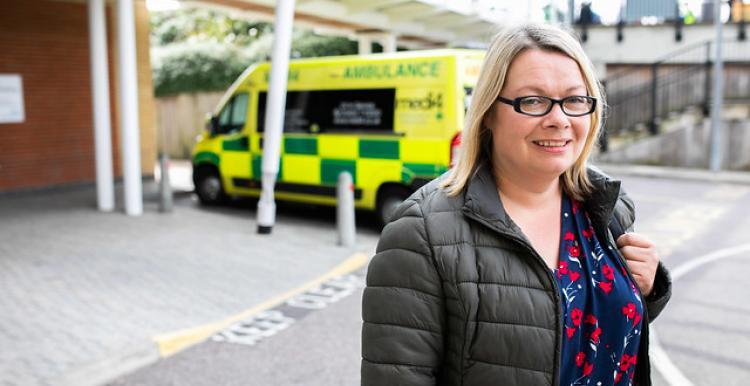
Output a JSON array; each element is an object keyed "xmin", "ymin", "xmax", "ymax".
[{"xmin": 0, "ymin": 0, "xmax": 156, "ymax": 192}]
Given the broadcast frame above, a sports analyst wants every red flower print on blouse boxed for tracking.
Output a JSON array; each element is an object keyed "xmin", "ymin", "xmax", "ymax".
[
  {"xmin": 569, "ymin": 271, "xmax": 580, "ymax": 282},
  {"xmin": 619, "ymin": 354, "xmax": 636, "ymax": 371},
  {"xmin": 598, "ymin": 281, "xmax": 613, "ymax": 294},
  {"xmin": 622, "ymin": 303, "xmax": 636, "ymax": 319},
  {"xmin": 615, "ymin": 371, "xmax": 623, "ymax": 383},
  {"xmin": 572, "ymin": 200, "xmax": 580, "ymax": 214},
  {"xmin": 602, "ymin": 264, "xmax": 615, "ymax": 281},
  {"xmin": 576, "ymin": 352, "xmax": 586, "ymax": 367},
  {"xmin": 568, "ymin": 245, "xmax": 580, "ymax": 257},
  {"xmin": 566, "ymin": 326, "xmax": 576, "ymax": 339},
  {"xmin": 571, "ymin": 308, "xmax": 583, "ymax": 326},
  {"xmin": 583, "ymin": 362, "xmax": 593, "ymax": 376},
  {"xmin": 557, "ymin": 261, "xmax": 568, "ymax": 279},
  {"xmin": 582, "ymin": 226, "xmax": 593, "ymax": 239},
  {"xmin": 590, "ymin": 327, "xmax": 602, "ymax": 344},
  {"xmin": 564, "ymin": 231, "xmax": 575, "ymax": 241},
  {"xmin": 584, "ymin": 314, "xmax": 597, "ymax": 325}
]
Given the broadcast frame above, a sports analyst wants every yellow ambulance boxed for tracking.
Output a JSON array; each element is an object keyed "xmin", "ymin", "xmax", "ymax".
[{"xmin": 191, "ymin": 49, "xmax": 484, "ymax": 224}]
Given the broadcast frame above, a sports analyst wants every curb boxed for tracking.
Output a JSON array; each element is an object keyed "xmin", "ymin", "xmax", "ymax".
[
  {"xmin": 597, "ymin": 163, "xmax": 750, "ymax": 185},
  {"xmin": 56, "ymin": 252, "xmax": 370, "ymax": 386},
  {"xmin": 152, "ymin": 252, "xmax": 369, "ymax": 357}
]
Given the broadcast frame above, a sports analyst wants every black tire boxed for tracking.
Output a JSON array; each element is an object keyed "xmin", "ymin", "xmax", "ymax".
[
  {"xmin": 376, "ymin": 186, "xmax": 412, "ymax": 227},
  {"xmin": 193, "ymin": 166, "xmax": 227, "ymax": 205}
]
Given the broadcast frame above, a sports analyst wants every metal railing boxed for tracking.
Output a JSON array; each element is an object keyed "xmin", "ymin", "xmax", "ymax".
[{"xmin": 601, "ymin": 39, "xmax": 750, "ymax": 146}]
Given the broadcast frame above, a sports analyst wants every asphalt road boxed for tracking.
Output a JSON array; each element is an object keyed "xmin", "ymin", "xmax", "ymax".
[{"xmin": 109, "ymin": 174, "xmax": 750, "ymax": 386}]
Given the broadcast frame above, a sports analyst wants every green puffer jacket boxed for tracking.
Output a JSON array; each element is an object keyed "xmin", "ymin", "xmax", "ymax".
[{"xmin": 361, "ymin": 164, "xmax": 672, "ymax": 386}]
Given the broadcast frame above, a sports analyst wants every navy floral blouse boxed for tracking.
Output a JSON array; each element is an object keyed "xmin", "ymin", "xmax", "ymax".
[{"xmin": 554, "ymin": 193, "xmax": 644, "ymax": 386}]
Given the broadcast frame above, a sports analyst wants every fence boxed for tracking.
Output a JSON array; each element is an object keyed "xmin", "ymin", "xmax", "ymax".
[
  {"xmin": 155, "ymin": 91, "xmax": 224, "ymax": 159},
  {"xmin": 602, "ymin": 39, "xmax": 750, "ymax": 141}
]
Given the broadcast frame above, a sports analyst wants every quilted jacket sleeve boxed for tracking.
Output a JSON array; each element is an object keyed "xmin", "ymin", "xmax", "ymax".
[
  {"xmin": 361, "ymin": 199, "xmax": 445, "ymax": 386},
  {"xmin": 644, "ymin": 262, "xmax": 672, "ymax": 321},
  {"xmin": 615, "ymin": 189, "xmax": 672, "ymax": 322}
]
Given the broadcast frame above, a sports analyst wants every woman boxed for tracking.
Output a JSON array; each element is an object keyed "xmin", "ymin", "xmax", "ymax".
[{"xmin": 361, "ymin": 23, "xmax": 671, "ymax": 386}]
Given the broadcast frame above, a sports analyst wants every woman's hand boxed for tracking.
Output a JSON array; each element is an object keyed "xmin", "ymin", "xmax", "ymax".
[{"xmin": 616, "ymin": 232, "xmax": 659, "ymax": 297}]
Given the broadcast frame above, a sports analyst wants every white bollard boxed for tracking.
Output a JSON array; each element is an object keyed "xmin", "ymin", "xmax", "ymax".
[
  {"xmin": 158, "ymin": 153, "xmax": 173, "ymax": 213},
  {"xmin": 337, "ymin": 171, "xmax": 356, "ymax": 247}
]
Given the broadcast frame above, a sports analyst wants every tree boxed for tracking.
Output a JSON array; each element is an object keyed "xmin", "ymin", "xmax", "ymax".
[{"xmin": 150, "ymin": 7, "xmax": 359, "ymax": 96}]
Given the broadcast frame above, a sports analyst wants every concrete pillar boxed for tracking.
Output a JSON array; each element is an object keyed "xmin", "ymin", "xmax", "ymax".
[
  {"xmin": 709, "ymin": 0, "xmax": 724, "ymax": 172},
  {"xmin": 382, "ymin": 33, "xmax": 397, "ymax": 53},
  {"xmin": 358, "ymin": 35, "xmax": 372, "ymax": 55},
  {"xmin": 116, "ymin": 0, "xmax": 143, "ymax": 215},
  {"xmin": 88, "ymin": 0, "xmax": 114, "ymax": 212},
  {"xmin": 257, "ymin": 0, "xmax": 296, "ymax": 234}
]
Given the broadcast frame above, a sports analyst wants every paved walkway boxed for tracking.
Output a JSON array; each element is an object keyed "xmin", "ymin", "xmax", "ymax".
[
  {"xmin": 0, "ymin": 167, "xmax": 379, "ymax": 386},
  {"xmin": 1, "ymin": 161, "xmax": 747, "ymax": 386}
]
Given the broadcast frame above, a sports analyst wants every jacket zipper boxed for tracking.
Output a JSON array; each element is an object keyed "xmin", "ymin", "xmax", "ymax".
[{"xmin": 463, "ymin": 212, "xmax": 563, "ymax": 386}]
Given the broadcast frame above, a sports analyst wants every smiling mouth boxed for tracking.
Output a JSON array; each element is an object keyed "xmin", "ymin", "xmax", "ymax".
[{"xmin": 532, "ymin": 140, "xmax": 572, "ymax": 148}]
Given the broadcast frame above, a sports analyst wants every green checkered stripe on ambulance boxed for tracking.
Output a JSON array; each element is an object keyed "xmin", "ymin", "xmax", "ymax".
[{"xmin": 246, "ymin": 135, "xmax": 449, "ymax": 188}]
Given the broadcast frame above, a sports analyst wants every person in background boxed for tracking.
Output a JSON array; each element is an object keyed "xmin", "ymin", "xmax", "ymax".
[{"xmin": 361, "ymin": 23, "xmax": 672, "ymax": 386}]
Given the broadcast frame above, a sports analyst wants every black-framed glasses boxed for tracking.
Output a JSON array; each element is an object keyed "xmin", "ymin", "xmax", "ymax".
[{"xmin": 496, "ymin": 95, "xmax": 597, "ymax": 117}]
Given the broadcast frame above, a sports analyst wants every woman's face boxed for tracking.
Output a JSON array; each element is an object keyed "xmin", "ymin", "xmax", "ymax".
[{"xmin": 485, "ymin": 49, "xmax": 591, "ymax": 182}]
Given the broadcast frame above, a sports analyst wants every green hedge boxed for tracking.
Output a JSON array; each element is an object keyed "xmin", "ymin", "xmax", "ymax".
[
  {"xmin": 152, "ymin": 34, "xmax": 360, "ymax": 97},
  {"xmin": 152, "ymin": 42, "xmax": 254, "ymax": 96}
]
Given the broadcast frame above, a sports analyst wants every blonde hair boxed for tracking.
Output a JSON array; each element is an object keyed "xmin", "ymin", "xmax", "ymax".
[{"xmin": 441, "ymin": 23, "xmax": 605, "ymax": 202}]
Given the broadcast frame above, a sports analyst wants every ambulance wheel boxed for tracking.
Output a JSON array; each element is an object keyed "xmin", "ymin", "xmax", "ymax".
[
  {"xmin": 376, "ymin": 186, "xmax": 412, "ymax": 227},
  {"xmin": 194, "ymin": 166, "xmax": 227, "ymax": 205}
]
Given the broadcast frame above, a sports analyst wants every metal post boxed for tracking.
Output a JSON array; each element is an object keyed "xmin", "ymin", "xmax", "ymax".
[
  {"xmin": 709, "ymin": 0, "xmax": 725, "ymax": 172},
  {"xmin": 158, "ymin": 153, "xmax": 173, "ymax": 212},
  {"xmin": 88, "ymin": 0, "xmax": 114, "ymax": 212},
  {"xmin": 703, "ymin": 41, "xmax": 712, "ymax": 116},
  {"xmin": 675, "ymin": 1, "xmax": 683, "ymax": 41},
  {"xmin": 617, "ymin": 0, "xmax": 626, "ymax": 42},
  {"xmin": 568, "ymin": 0, "xmax": 575, "ymax": 26},
  {"xmin": 739, "ymin": 0, "xmax": 747, "ymax": 40},
  {"xmin": 336, "ymin": 172, "xmax": 356, "ymax": 247},
  {"xmin": 257, "ymin": 0, "xmax": 295, "ymax": 234},
  {"xmin": 599, "ymin": 79, "xmax": 609, "ymax": 152},
  {"xmin": 649, "ymin": 63, "xmax": 659, "ymax": 135},
  {"xmin": 116, "ymin": 0, "xmax": 143, "ymax": 216}
]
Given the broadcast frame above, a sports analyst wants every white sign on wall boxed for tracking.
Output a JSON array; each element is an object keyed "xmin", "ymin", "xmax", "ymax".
[{"xmin": 0, "ymin": 74, "xmax": 25, "ymax": 124}]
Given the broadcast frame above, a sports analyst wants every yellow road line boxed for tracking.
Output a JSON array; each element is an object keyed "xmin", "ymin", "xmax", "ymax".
[{"xmin": 153, "ymin": 252, "xmax": 369, "ymax": 357}]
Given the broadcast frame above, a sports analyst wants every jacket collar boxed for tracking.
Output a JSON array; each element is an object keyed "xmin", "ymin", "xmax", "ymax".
[
  {"xmin": 461, "ymin": 163, "xmax": 621, "ymax": 234},
  {"xmin": 582, "ymin": 166, "xmax": 622, "ymax": 233}
]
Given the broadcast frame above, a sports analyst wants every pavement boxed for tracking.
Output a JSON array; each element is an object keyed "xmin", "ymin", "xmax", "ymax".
[
  {"xmin": 596, "ymin": 163, "xmax": 750, "ymax": 186},
  {"xmin": 1, "ymin": 160, "xmax": 748, "ymax": 386},
  {"xmin": 0, "ymin": 160, "xmax": 380, "ymax": 386}
]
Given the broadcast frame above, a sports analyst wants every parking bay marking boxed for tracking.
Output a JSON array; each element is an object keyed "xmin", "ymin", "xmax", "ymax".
[{"xmin": 212, "ymin": 272, "xmax": 365, "ymax": 346}]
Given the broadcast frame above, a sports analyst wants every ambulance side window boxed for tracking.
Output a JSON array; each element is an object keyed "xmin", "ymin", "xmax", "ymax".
[
  {"xmin": 217, "ymin": 93, "xmax": 249, "ymax": 134},
  {"xmin": 257, "ymin": 89, "xmax": 395, "ymax": 134}
]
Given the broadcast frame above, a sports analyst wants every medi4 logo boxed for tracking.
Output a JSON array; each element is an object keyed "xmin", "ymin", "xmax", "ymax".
[{"xmin": 397, "ymin": 92, "xmax": 443, "ymax": 110}]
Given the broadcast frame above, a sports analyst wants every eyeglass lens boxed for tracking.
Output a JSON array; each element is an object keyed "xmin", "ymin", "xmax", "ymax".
[{"xmin": 518, "ymin": 96, "xmax": 593, "ymax": 115}]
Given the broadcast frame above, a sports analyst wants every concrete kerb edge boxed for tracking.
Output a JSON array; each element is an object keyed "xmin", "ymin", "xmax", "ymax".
[
  {"xmin": 596, "ymin": 163, "xmax": 750, "ymax": 185},
  {"xmin": 55, "ymin": 252, "xmax": 369, "ymax": 386},
  {"xmin": 153, "ymin": 251, "xmax": 370, "ymax": 357}
]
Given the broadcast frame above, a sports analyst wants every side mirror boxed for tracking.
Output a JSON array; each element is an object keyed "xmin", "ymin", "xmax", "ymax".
[{"xmin": 206, "ymin": 114, "xmax": 219, "ymax": 136}]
